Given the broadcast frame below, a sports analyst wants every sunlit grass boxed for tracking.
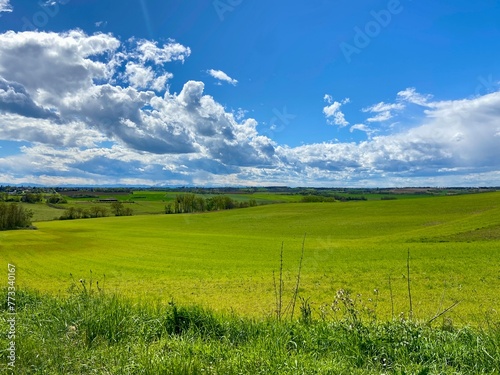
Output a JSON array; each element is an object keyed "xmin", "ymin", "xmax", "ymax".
[{"xmin": 1, "ymin": 192, "xmax": 499, "ymax": 323}]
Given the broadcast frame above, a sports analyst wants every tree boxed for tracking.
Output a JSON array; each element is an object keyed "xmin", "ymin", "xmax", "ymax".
[
  {"xmin": 21, "ymin": 192, "xmax": 43, "ymax": 204},
  {"xmin": 60, "ymin": 207, "xmax": 79, "ymax": 220},
  {"xmin": 122, "ymin": 207, "xmax": 133, "ymax": 216},
  {"xmin": 89, "ymin": 206, "xmax": 109, "ymax": 218},
  {"xmin": 110, "ymin": 202, "xmax": 133, "ymax": 216},
  {"xmin": 165, "ymin": 203, "xmax": 173, "ymax": 214},
  {"xmin": 0, "ymin": 203, "xmax": 34, "ymax": 230},
  {"xmin": 110, "ymin": 201, "xmax": 124, "ymax": 216}
]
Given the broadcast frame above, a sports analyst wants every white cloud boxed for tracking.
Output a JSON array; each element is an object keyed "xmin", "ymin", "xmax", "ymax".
[
  {"xmin": 323, "ymin": 96, "xmax": 350, "ymax": 127},
  {"xmin": 0, "ymin": 30, "xmax": 500, "ymax": 187},
  {"xmin": 360, "ymin": 88, "xmax": 434, "ymax": 125},
  {"xmin": 397, "ymin": 87, "xmax": 433, "ymax": 106},
  {"xmin": 0, "ymin": 114, "xmax": 106, "ymax": 148},
  {"xmin": 362, "ymin": 101, "xmax": 405, "ymax": 122},
  {"xmin": 287, "ymin": 91, "xmax": 500, "ymax": 185},
  {"xmin": 350, "ymin": 124, "xmax": 375, "ymax": 136},
  {"xmin": 0, "ymin": 30, "xmax": 120, "ymax": 106},
  {"xmin": 207, "ymin": 69, "xmax": 238, "ymax": 85},
  {"xmin": 0, "ymin": 0, "xmax": 12, "ymax": 14},
  {"xmin": 0, "ymin": 30, "xmax": 275, "ymax": 173},
  {"xmin": 234, "ymin": 108, "xmax": 248, "ymax": 121},
  {"xmin": 124, "ymin": 62, "xmax": 172, "ymax": 91},
  {"xmin": 136, "ymin": 39, "xmax": 191, "ymax": 64},
  {"xmin": 125, "ymin": 62, "xmax": 154, "ymax": 89}
]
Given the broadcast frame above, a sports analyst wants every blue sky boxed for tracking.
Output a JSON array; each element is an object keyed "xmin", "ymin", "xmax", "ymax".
[{"xmin": 0, "ymin": 0, "xmax": 500, "ymax": 186}]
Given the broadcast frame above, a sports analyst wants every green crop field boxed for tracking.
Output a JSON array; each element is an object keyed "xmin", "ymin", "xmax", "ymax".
[
  {"xmin": 1, "ymin": 192, "xmax": 499, "ymax": 324},
  {"xmin": 22, "ymin": 190, "xmax": 304, "ymax": 221}
]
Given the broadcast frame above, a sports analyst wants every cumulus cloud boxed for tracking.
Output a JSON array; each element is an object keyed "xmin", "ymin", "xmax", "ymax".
[
  {"xmin": 207, "ymin": 69, "xmax": 238, "ymax": 85},
  {"xmin": 291, "ymin": 91, "xmax": 500, "ymax": 184},
  {"xmin": 0, "ymin": 77, "xmax": 59, "ymax": 120},
  {"xmin": 135, "ymin": 39, "xmax": 191, "ymax": 64},
  {"xmin": 0, "ymin": 0, "xmax": 12, "ymax": 14},
  {"xmin": 0, "ymin": 30, "xmax": 499, "ymax": 187},
  {"xmin": 323, "ymin": 95, "xmax": 350, "ymax": 127},
  {"xmin": 124, "ymin": 62, "xmax": 173, "ymax": 91},
  {"xmin": 124, "ymin": 62, "xmax": 154, "ymax": 89},
  {"xmin": 0, "ymin": 30, "xmax": 120, "ymax": 105},
  {"xmin": 0, "ymin": 30, "xmax": 276, "ymax": 174}
]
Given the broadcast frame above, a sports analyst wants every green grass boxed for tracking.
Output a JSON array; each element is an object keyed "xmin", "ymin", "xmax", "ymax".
[
  {"xmin": 1, "ymin": 288, "xmax": 499, "ymax": 374},
  {"xmin": 55, "ymin": 191, "xmax": 303, "ymax": 219},
  {"xmin": 62, "ymin": 190, "xmax": 304, "ymax": 204},
  {"xmin": 199, "ymin": 192, "xmax": 303, "ymax": 203},
  {"xmin": 1, "ymin": 192, "xmax": 499, "ymax": 324},
  {"xmin": 19, "ymin": 203, "xmax": 64, "ymax": 222}
]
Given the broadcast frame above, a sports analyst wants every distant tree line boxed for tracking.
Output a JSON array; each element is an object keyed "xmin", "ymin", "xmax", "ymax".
[
  {"xmin": 60, "ymin": 206, "xmax": 109, "ymax": 220},
  {"xmin": 0, "ymin": 192, "xmax": 21, "ymax": 202},
  {"xmin": 300, "ymin": 194, "xmax": 367, "ymax": 202},
  {"xmin": 0, "ymin": 203, "xmax": 33, "ymax": 230},
  {"xmin": 333, "ymin": 195, "xmax": 367, "ymax": 202},
  {"xmin": 0, "ymin": 192, "xmax": 68, "ymax": 204},
  {"xmin": 54, "ymin": 187, "xmax": 133, "ymax": 194},
  {"xmin": 60, "ymin": 202, "xmax": 132, "ymax": 220},
  {"xmin": 165, "ymin": 194, "xmax": 257, "ymax": 214},
  {"xmin": 301, "ymin": 195, "xmax": 336, "ymax": 203}
]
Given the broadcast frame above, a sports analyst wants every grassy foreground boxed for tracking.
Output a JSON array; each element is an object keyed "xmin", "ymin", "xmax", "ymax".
[{"xmin": 1, "ymin": 287, "xmax": 499, "ymax": 374}]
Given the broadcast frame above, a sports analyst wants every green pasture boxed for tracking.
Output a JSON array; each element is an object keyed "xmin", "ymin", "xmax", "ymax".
[
  {"xmin": 19, "ymin": 202, "xmax": 63, "ymax": 221},
  {"xmin": 63, "ymin": 190, "xmax": 303, "ymax": 204},
  {"xmin": 1, "ymin": 192, "xmax": 499, "ymax": 323},
  {"xmin": 29, "ymin": 189, "xmax": 463, "ymax": 222},
  {"xmin": 20, "ymin": 201, "xmax": 165, "ymax": 221},
  {"xmin": 36, "ymin": 191, "xmax": 303, "ymax": 220}
]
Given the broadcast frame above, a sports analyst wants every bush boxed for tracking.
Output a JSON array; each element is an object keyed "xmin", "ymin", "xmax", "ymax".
[{"xmin": 47, "ymin": 194, "xmax": 68, "ymax": 204}]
